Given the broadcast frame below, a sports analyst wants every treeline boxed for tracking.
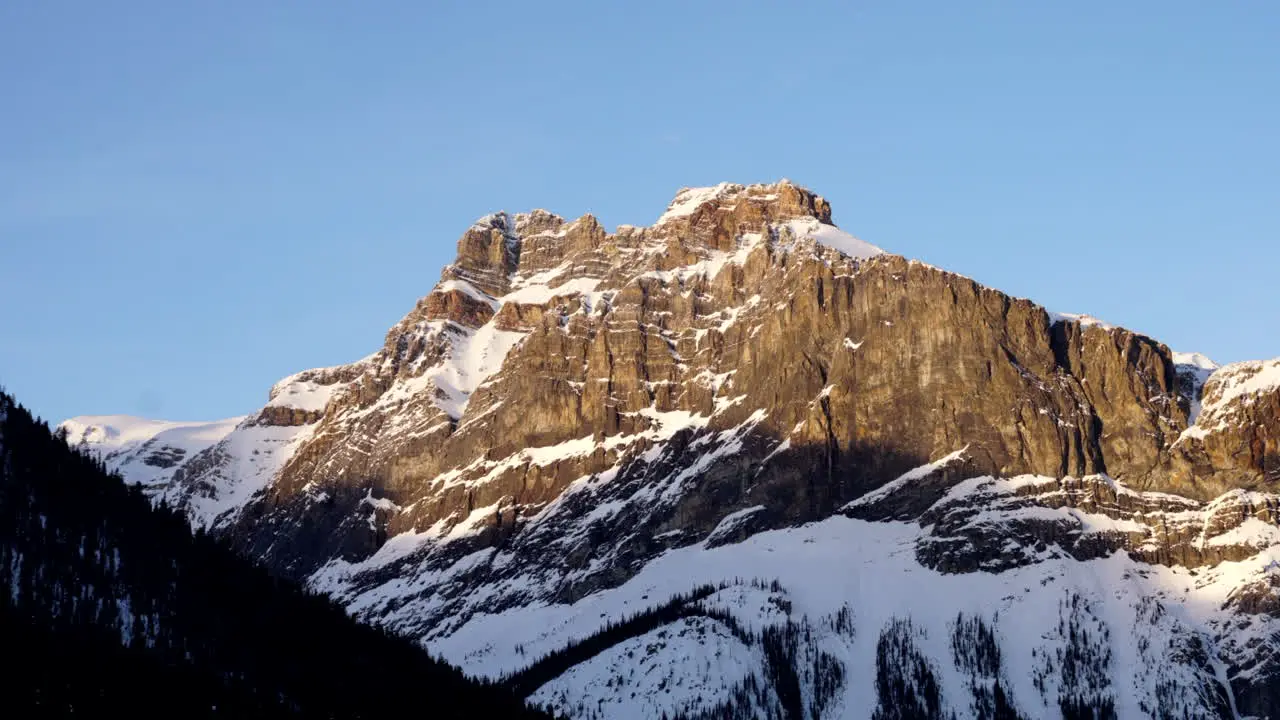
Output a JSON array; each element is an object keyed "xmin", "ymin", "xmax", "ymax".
[
  {"xmin": 0, "ymin": 391, "xmax": 552, "ymax": 719},
  {"xmin": 873, "ymin": 617, "xmax": 943, "ymax": 720},
  {"xmin": 508, "ymin": 577, "xmax": 850, "ymax": 720},
  {"xmin": 950, "ymin": 613, "xmax": 1024, "ymax": 720},
  {"xmin": 1033, "ymin": 592, "xmax": 1117, "ymax": 720},
  {"xmin": 502, "ymin": 583, "xmax": 727, "ymax": 697}
]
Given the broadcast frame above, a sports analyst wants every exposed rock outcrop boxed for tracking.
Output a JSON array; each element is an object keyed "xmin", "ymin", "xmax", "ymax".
[{"xmin": 1168, "ymin": 358, "xmax": 1280, "ymax": 498}]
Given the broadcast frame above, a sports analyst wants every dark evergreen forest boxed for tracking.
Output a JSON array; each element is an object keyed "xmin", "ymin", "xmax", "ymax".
[{"xmin": 0, "ymin": 390, "xmax": 552, "ymax": 719}]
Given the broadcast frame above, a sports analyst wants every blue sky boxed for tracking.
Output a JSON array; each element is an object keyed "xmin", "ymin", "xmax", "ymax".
[{"xmin": 2, "ymin": 1, "xmax": 1277, "ymax": 424}]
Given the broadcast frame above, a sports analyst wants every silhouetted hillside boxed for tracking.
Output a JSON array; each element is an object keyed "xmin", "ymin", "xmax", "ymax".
[{"xmin": 0, "ymin": 390, "xmax": 552, "ymax": 719}]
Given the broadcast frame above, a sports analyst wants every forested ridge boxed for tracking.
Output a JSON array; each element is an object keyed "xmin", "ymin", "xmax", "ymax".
[{"xmin": 0, "ymin": 390, "xmax": 552, "ymax": 718}]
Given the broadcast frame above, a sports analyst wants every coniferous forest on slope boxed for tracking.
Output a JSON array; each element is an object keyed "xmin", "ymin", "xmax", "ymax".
[{"xmin": 0, "ymin": 390, "xmax": 552, "ymax": 719}]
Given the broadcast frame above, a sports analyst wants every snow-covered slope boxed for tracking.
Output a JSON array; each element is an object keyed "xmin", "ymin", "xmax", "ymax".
[
  {"xmin": 62, "ymin": 181, "xmax": 1280, "ymax": 719},
  {"xmin": 1197, "ymin": 359, "xmax": 1280, "ymax": 430},
  {"xmin": 60, "ymin": 360, "xmax": 371, "ymax": 529},
  {"xmin": 61, "ymin": 415, "xmax": 242, "ymax": 488},
  {"xmin": 433, "ymin": 514, "xmax": 1256, "ymax": 720}
]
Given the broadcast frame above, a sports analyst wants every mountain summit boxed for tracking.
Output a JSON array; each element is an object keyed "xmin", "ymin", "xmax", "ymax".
[{"xmin": 64, "ymin": 182, "xmax": 1280, "ymax": 719}]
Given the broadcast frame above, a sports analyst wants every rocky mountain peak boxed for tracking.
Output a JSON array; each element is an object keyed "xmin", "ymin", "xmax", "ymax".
[
  {"xmin": 657, "ymin": 180, "xmax": 833, "ymax": 228},
  {"xmin": 59, "ymin": 181, "xmax": 1280, "ymax": 719},
  {"xmin": 442, "ymin": 181, "xmax": 842, "ymax": 301}
]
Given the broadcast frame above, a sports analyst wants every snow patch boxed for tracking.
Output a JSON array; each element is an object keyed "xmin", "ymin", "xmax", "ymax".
[
  {"xmin": 266, "ymin": 380, "xmax": 341, "ymax": 413},
  {"xmin": 704, "ymin": 505, "xmax": 766, "ymax": 547},
  {"xmin": 844, "ymin": 446, "xmax": 970, "ymax": 510},
  {"xmin": 657, "ymin": 183, "xmax": 738, "ymax": 223},
  {"xmin": 1047, "ymin": 311, "xmax": 1116, "ymax": 330},
  {"xmin": 423, "ymin": 322, "xmax": 529, "ymax": 419},
  {"xmin": 502, "ymin": 277, "xmax": 603, "ymax": 306},
  {"xmin": 1173, "ymin": 351, "xmax": 1219, "ymax": 371},
  {"xmin": 785, "ymin": 217, "xmax": 884, "ymax": 261},
  {"xmin": 436, "ymin": 279, "xmax": 500, "ymax": 309}
]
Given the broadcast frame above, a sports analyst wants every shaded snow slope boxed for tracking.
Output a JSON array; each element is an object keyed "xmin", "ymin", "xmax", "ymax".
[{"xmin": 407, "ymin": 513, "xmax": 1256, "ymax": 720}]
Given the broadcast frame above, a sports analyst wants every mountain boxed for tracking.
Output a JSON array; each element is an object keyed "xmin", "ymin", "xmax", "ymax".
[
  {"xmin": 63, "ymin": 181, "xmax": 1280, "ymax": 719},
  {"xmin": 0, "ymin": 392, "xmax": 550, "ymax": 718}
]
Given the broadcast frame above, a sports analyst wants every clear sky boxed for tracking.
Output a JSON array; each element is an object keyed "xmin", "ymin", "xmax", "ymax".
[{"xmin": 2, "ymin": 1, "xmax": 1277, "ymax": 424}]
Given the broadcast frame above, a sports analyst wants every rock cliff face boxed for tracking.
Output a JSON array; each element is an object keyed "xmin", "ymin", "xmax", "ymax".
[
  {"xmin": 65, "ymin": 181, "xmax": 1280, "ymax": 719},
  {"xmin": 1168, "ymin": 359, "xmax": 1280, "ymax": 498}
]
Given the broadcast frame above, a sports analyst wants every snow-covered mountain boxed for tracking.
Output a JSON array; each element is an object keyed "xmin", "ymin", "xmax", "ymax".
[{"xmin": 63, "ymin": 181, "xmax": 1280, "ymax": 719}]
